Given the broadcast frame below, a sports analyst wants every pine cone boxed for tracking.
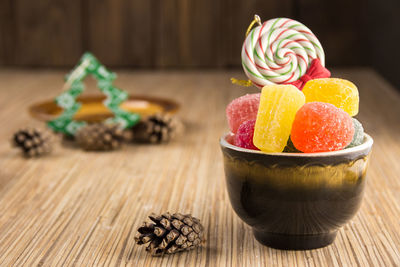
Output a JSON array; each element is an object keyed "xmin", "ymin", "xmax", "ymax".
[
  {"xmin": 133, "ymin": 114, "xmax": 182, "ymax": 144},
  {"xmin": 135, "ymin": 212, "xmax": 204, "ymax": 256},
  {"xmin": 75, "ymin": 123, "xmax": 127, "ymax": 151},
  {"xmin": 12, "ymin": 127, "xmax": 52, "ymax": 157}
]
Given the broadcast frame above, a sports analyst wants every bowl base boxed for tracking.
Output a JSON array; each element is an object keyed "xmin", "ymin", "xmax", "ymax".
[{"xmin": 253, "ymin": 229, "xmax": 337, "ymax": 250}]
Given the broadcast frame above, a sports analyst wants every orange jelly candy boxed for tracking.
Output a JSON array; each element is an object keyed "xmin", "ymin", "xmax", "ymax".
[{"xmin": 291, "ymin": 102, "xmax": 354, "ymax": 153}]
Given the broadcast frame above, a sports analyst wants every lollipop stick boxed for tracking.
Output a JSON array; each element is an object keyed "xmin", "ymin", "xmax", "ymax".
[
  {"xmin": 245, "ymin": 15, "xmax": 262, "ymax": 37},
  {"xmin": 231, "ymin": 15, "xmax": 263, "ymax": 87},
  {"xmin": 231, "ymin": 78, "xmax": 252, "ymax": 87}
]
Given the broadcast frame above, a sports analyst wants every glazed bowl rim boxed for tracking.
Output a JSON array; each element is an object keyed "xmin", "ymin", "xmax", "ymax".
[{"xmin": 220, "ymin": 133, "xmax": 373, "ymax": 157}]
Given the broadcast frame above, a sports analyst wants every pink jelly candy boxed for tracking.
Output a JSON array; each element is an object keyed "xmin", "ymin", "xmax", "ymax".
[
  {"xmin": 234, "ymin": 120, "xmax": 259, "ymax": 150},
  {"xmin": 291, "ymin": 102, "xmax": 355, "ymax": 153},
  {"xmin": 226, "ymin": 93, "xmax": 260, "ymax": 133}
]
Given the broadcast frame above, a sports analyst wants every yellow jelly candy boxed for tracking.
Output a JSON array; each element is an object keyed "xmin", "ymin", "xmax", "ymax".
[
  {"xmin": 253, "ymin": 85, "xmax": 305, "ymax": 153},
  {"xmin": 302, "ymin": 78, "xmax": 359, "ymax": 116}
]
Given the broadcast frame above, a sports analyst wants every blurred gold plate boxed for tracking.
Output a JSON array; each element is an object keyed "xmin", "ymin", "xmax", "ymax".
[{"xmin": 29, "ymin": 94, "xmax": 180, "ymax": 122}]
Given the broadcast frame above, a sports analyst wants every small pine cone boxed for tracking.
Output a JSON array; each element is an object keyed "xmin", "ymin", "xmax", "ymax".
[
  {"xmin": 133, "ymin": 114, "xmax": 183, "ymax": 144},
  {"xmin": 75, "ymin": 123, "xmax": 126, "ymax": 151},
  {"xmin": 12, "ymin": 127, "xmax": 52, "ymax": 157},
  {"xmin": 135, "ymin": 212, "xmax": 204, "ymax": 256}
]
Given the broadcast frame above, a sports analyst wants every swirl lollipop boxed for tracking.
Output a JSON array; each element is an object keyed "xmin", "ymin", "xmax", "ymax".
[{"xmin": 241, "ymin": 16, "xmax": 330, "ymax": 89}]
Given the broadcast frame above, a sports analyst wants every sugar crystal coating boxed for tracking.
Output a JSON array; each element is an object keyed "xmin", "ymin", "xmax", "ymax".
[
  {"xmin": 253, "ymin": 85, "xmax": 305, "ymax": 153},
  {"xmin": 302, "ymin": 78, "xmax": 359, "ymax": 116},
  {"xmin": 226, "ymin": 93, "xmax": 260, "ymax": 133},
  {"xmin": 234, "ymin": 120, "xmax": 259, "ymax": 150},
  {"xmin": 346, "ymin": 118, "xmax": 364, "ymax": 148},
  {"xmin": 291, "ymin": 102, "xmax": 354, "ymax": 153}
]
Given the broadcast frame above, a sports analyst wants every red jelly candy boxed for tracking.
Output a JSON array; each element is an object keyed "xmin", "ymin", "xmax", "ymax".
[
  {"xmin": 291, "ymin": 102, "xmax": 354, "ymax": 153},
  {"xmin": 234, "ymin": 120, "xmax": 259, "ymax": 150},
  {"xmin": 226, "ymin": 93, "xmax": 260, "ymax": 133}
]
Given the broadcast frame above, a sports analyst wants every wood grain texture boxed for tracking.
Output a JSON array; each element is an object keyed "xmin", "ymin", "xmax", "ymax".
[
  {"xmin": 0, "ymin": 69, "xmax": 399, "ymax": 266},
  {"xmin": 155, "ymin": 0, "xmax": 224, "ymax": 68},
  {"xmin": 11, "ymin": 0, "xmax": 83, "ymax": 67},
  {"xmin": 367, "ymin": 0, "xmax": 400, "ymax": 90},
  {"xmin": 0, "ymin": 0, "xmax": 378, "ymax": 69},
  {"xmin": 295, "ymin": 0, "xmax": 368, "ymax": 67},
  {"xmin": 86, "ymin": 0, "xmax": 153, "ymax": 67},
  {"xmin": 0, "ymin": 0, "xmax": 15, "ymax": 66}
]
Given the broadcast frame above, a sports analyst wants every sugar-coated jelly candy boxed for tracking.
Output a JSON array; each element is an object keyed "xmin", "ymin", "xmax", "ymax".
[
  {"xmin": 291, "ymin": 102, "xmax": 354, "ymax": 153},
  {"xmin": 283, "ymin": 137, "xmax": 302, "ymax": 153},
  {"xmin": 302, "ymin": 78, "xmax": 359, "ymax": 116},
  {"xmin": 234, "ymin": 120, "xmax": 259, "ymax": 150},
  {"xmin": 226, "ymin": 93, "xmax": 260, "ymax": 133},
  {"xmin": 346, "ymin": 118, "xmax": 364, "ymax": 148},
  {"xmin": 253, "ymin": 85, "xmax": 305, "ymax": 153}
]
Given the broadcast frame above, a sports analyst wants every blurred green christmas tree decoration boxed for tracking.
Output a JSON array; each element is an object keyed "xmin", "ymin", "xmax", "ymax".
[{"xmin": 47, "ymin": 52, "xmax": 140, "ymax": 136}]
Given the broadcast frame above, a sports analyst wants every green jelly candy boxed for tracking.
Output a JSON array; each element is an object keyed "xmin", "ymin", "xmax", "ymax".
[
  {"xmin": 283, "ymin": 136, "xmax": 302, "ymax": 153},
  {"xmin": 346, "ymin": 118, "xmax": 364, "ymax": 148}
]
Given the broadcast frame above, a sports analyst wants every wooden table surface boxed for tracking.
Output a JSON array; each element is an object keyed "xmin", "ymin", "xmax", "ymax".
[{"xmin": 0, "ymin": 69, "xmax": 399, "ymax": 266}]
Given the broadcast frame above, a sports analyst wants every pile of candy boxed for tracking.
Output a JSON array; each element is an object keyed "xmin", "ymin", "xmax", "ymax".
[{"xmin": 226, "ymin": 78, "xmax": 364, "ymax": 153}]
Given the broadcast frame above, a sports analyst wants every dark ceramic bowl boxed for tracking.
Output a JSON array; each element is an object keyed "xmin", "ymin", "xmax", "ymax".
[{"xmin": 220, "ymin": 133, "xmax": 373, "ymax": 250}]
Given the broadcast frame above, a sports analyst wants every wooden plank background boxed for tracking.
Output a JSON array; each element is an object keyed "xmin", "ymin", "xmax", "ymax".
[
  {"xmin": 0, "ymin": 68, "xmax": 399, "ymax": 266},
  {"xmin": 1, "ymin": 0, "xmax": 400, "ymax": 89},
  {"xmin": 0, "ymin": 0, "xmax": 369, "ymax": 68}
]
